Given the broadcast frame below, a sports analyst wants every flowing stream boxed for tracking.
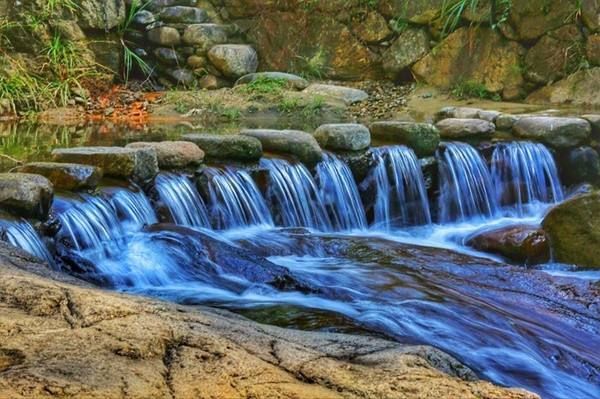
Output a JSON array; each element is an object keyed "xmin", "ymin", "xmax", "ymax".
[{"xmin": 1, "ymin": 144, "xmax": 598, "ymax": 399}]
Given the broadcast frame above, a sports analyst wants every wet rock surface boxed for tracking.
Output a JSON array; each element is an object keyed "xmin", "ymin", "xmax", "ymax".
[
  {"xmin": 513, "ymin": 117, "xmax": 591, "ymax": 148},
  {"xmin": 0, "ymin": 241, "xmax": 539, "ymax": 399},
  {"xmin": 313, "ymin": 124, "xmax": 371, "ymax": 151},
  {"xmin": 14, "ymin": 162, "xmax": 102, "ymax": 190},
  {"xmin": 436, "ymin": 118, "xmax": 496, "ymax": 139},
  {"xmin": 126, "ymin": 141, "xmax": 205, "ymax": 169},
  {"xmin": 0, "ymin": 173, "xmax": 53, "ymax": 220},
  {"xmin": 370, "ymin": 121, "xmax": 440, "ymax": 156},
  {"xmin": 181, "ymin": 133, "xmax": 263, "ymax": 161},
  {"xmin": 241, "ymin": 129, "xmax": 323, "ymax": 166}
]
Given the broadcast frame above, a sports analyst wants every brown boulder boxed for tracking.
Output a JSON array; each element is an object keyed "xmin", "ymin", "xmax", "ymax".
[
  {"xmin": 467, "ymin": 225, "xmax": 551, "ymax": 264},
  {"xmin": 587, "ymin": 34, "xmax": 600, "ymax": 66},
  {"xmin": 14, "ymin": 162, "xmax": 102, "ymax": 190},
  {"xmin": 526, "ymin": 68, "xmax": 600, "ymax": 107},
  {"xmin": 508, "ymin": 0, "xmax": 579, "ymax": 40},
  {"xmin": 0, "ymin": 173, "xmax": 53, "ymax": 220}
]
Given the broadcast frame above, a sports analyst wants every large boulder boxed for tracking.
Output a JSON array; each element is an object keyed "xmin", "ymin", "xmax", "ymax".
[
  {"xmin": 378, "ymin": 0, "xmax": 445, "ymax": 23},
  {"xmin": 512, "ymin": 117, "xmax": 591, "ymax": 148},
  {"xmin": 508, "ymin": 0, "xmax": 579, "ymax": 40},
  {"xmin": 527, "ymin": 67, "xmax": 600, "ymax": 107},
  {"xmin": 14, "ymin": 162, "xmax": 102, "ymax": 190},
  {"xmin": 582, "ymin": 0, "xmax": 600, "ymax": 32},
  {"xmin": 182, "ymin": 24, "xmax": 229, "ymax": 52},
  {"xmin": 562, "ymin": 146, "xmax": 600, "ymax": 186},
  {"xmin": 241, "ymin": 129, "xmax": 323, "ymax": 166},
  {"xmin": 350, "ymin": 11, "xmax": 392, "ymax": 43},
  {"xmin": 435, "ymin": 118, "xmax": 495, "ymax": 139},
  {"xmin": 411, "ymin": 27, "xmax": 525, "ymax": 100},
  {"xmin": 181, "ymin": 134, "xmax": 263, "ymax": 161},
  {"xmin": 369, "ymin": 122, "xmax": 440, "ymax": 157},
  {"xmin": 542, "ymin": 191, "xmax": 600, "ymax": 268},
  {"xmin": 52, "ymin": 147, "xmax": 158, "ymax": 182},
  {"xmin": 0, "ymin": 173, "xmax": 53, "ymax": 220},
  {"xmin": 235, "ymin": 72, "xmax": 309, "ymax": 90},
  {"xmin": 382, "ymin": 28, "xmax": 430, "ymax": 80},
  {"xmin": 303, "ymin": 84, "xmax": 368, "ymax": 105},
  {"xmin": 467, "ymin": 225, "xmax": 550, "ymax": 265},
  {"xmin": 77, "ymin": 0, "xmax": 126, "ymax": 30},
  {"xmin": 313, "ymin": 124, "xmax": 371, "ymax": 151},
  {"xmin": 208, "ymin": 45, "xmax": 258, "ymax": 79},
  {"xmin": 523, "ymin": 25, "xmax": 584, "ymax": 84},
  {"xmin": 126, "ymin": 141, "xmax": 205, "ymax": 169}
]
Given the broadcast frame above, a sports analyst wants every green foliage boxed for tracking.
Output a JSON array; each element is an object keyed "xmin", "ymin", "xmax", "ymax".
[
  {"xmin": 240, "ymin": 77, "xmax": 287, "ymax": 95},
  {"xmin": 450, "ymin": 80, "xmax": 501, "ymax": 101},
  {"xmin": 440, "ymin": 0, "xmax": 513, "ymax": 37},
  {"xmin": 389, "ymin": 17, "xmax": 409, "ymax": 34},
  {"xmin": 45, "ymin": 0, "xmax": 78, "ymax": 15},
  {"xmin": 119, "ymin": 0, "xmax": 153, "ymax": 82},
  {"xmin": 296, "ymin": 48, "xmax": 328, "ymax": 79}
]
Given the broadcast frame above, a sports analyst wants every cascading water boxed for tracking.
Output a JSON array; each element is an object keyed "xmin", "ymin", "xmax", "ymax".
[
  {"xmin": 1, "ymin": 221, "xmax": 54, "ymax": 265},
  {"xmin": 57, "ymin": 195, "xmax": 126, "ymax": 262},
  {"xmin": 491, "ymin": 141, "xmax": 564, "ymax": 215},
  {"xmin": 364, "ymin": 146, "xmax": 431, "ymax": 230},
  {"xmin": 204, "ymin": 167, "xmax": 273, "ymax": 229},
  {"xmin": 110, "ymin": 189, "xmax": 157, "ymax": 228},
  {"xmin": 155, "ymin": 173, "xmax": 210, "ymax": 228},
  {"xmin": 437, "ymin": 142, "xmax": 498, "ymax": 223},
  {"xmin": 261, "ymin": 158, "xmax": 332, "ymax": 231},
  {"xmin": 316, "ymin": 153, "xmax": 367, "ymax": 231}
]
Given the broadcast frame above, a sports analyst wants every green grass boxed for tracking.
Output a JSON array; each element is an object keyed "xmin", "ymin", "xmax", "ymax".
[
  {"xmin": 240, "ymin": 76, "xmax": 288, "ymax": 95},
  {"xmin": 295, "ymin": 48, "xmax": 328, "ymax": 79},
  {"xmin": 119, "ymin": 0, "xmax": 153, "ymax": 82},
  {"xmin": 450, "ymin": 80, "xmax": 501, "ymax": 101}
]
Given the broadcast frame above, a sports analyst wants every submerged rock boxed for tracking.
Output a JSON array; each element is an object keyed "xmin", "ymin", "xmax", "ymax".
[
  {"xmin": 467, "ymin": 225, "xmax": 550, "ymax": 265},
  {"xmin": 313, "ymin": 124, "xmax": 371, "ymax": 151},
  {"xmin": 182, "ymin": 133, "xmax": 263, "ymax": 161},
  {"xmin": 512, "ymin": 117, "xmax": 591, "ymax": 148},
  {"xmin": 235, "ymin": 72, "xmax": 309, "ymax": 90},
  {"xmin": 543, "ymin": 191, "xmax": 600, "ymax": 268},
  {"xmin": 0, "ymin": 173, "xmax": 53, "ymax": 220},
  {"xmin": 435, "ymin": 118, "xmax": 495, "ymax": 139},
  {"xmin": 14, "ymin": 162, "xmax": 102, "ymax": 190},
  {"xmin": 303, "ymin": 84, "xmax": 368, "ymax": 105},
  {"xmin": 241, "ymin": 129, "xmax": 323, "ymax": 166},
  {"xmin": 370, "ymin": 121, "xmax": 440, "ymax": 157},
  {"xmin": 208, "ymin": 44, "xmax": 258, "ymax": 78},
  {"xmin": 126, "ymin": 141, "xmax": 205, "ymax": 169},
  {"xmin": 52, "ymin": 146, "xmax": 158, "ymax": 182}
]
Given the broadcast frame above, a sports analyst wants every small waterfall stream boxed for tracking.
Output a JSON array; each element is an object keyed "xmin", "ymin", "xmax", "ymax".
[
  {"xmin": 437, "ymin": 142, "xmax": 498, "ymax": 223},
  {"xmin": 316, "ymin": 153, "xmax": 367, "ymax": 231},
  {"xmin": 365, "ymin": 146, "xmax": 431, "ymax": 230},
  {"xmin": 492, "ymin": 141, "xmax": 564, "ymax": 215},
  {"xmin": 1, "ymin": 221, "xmax": 54, "ymax": 265},
  {"xmin": 155, "ymin": 173, "xmax": 211, "ymax": 228},
  {"xmin": 204, "ymin": 167, "xmax": 274, "ymax": 229},
  {"xmin": 261, "ymin": 158, "xmax": 333, "ymax": 231}
]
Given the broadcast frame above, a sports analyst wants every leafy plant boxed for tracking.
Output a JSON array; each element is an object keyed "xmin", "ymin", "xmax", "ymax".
[
  {"xmin": 240, "ymin": 77, "xmax": 287, "ymax": 95},
  {"xmin": 450, "ymin": 80, "xmax": 501, "ymax": 101},
  {"xmin": 118, "ymin": 0, "xmax": 153, "ymax": 82},
  {"xmin": 296, "ymin": 48, "xmax": 328, "ymax": 79}
]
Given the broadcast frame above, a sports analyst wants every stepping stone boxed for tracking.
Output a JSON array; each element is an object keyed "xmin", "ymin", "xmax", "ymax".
[
  {"xmin": 241, "ymin": 129, "xmax": 323, "ymax": 166},
  {"xmin": 303, "ymin": 84, "xmax": 368, "ymax": 105},
  {"xmin": 15, "ymin": 162, "xmax": 102, "ymax": 190}
]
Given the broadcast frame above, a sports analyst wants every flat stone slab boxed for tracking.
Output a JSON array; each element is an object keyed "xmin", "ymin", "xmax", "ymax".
[
  {"xmin": 241, "ymin": 129, "xmax": 323, "ymax": 166},
  {"xmin": 0, "ymin": 173, "xmax": 53, "ymax": 220},
  {"xmin": 15, "ymin": 162, "xmax": 102, "ymax": 190},
  {"xmin": 181, "ymin": 134, "xmax": 263, "ymax": 161},
  {"xmin": 126, "ymin": 141, "xmax": 205, "ymax": 169},
  {"xmin": 52, "ymin": 147, "xmax": 158, "ymax": 182},
  {"xmin": 303, "ymin": 84, "xmax": 368, "ymax": 105},
  {"xmin": 313, "ymin": 124, "xmax": 371, "ymax": 151},
  {"xmin": 370, "ymin": 122, "xmax": 440, "ymax": 157},
  {"xmin": 513, "ymin": 117, "xmax": 591, "ymax": 148},
  {"xmin": 435, "ymin": 118, "xmax": 495, "ymax": 139},
  {"xmin": 235, "ymin": 72, "xmax": 309, "ymax": 91}
]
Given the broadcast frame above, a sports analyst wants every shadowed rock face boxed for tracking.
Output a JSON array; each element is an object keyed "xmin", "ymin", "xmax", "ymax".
[{"xmin": 0, "ymin": 242, "xmax": 538, "ymax": 399}]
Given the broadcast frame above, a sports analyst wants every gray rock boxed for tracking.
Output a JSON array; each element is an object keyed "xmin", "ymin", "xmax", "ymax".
[
  {"xmin": 241, "ymin": 129, "xmax": 323, "ymax": 166},
  {"xmin": 478, "ymin": 110, "xmax": 501, "ymax": 123},
  {"xmin": 147, "ymin": 0, "xmax": 198, "ymax": 12},
  {"xmin": 159, "ymin": 6, "xmax": 208, "ymax": 23},
  {"xmin": 208, "ymin": 45, "xmax": 259, "ymax": 78},
  {"xmin": 581, "ymin": 114, "xmax": 600, "ymax": 138},
  {"xmin": 126, "ymin": 141, "xmax": 205, "ymax": 169},
  {"xmin": 496, "ymin": 114, "xmax": 520, "ymax": 130},
  {"xmin": 370, "ymin": 122, "xmax": 440, "ymax": 157},
  {"xmin": 148, "ymin": 26, "xmax": 181, "ymax": 46},
  {"xmin": 165, "ymin": 68, "xmax": 195, "ymax": 86},
  {"xmin": 563, "ymin": 146, "xmax": 600, "ymax": 185},
  {"xmin": 435, "ymin": 107, "xmax": 482, "ymax": 121},
  {"xmin": 181, "ymin": 134, "xmax": 263, "ymax": 161},
  {"xmin": 513, "ymin": 117, "xmax": 591, "ymax": 148},
  {"xmin": 77, "ymin": 0, "xmax": 126, "ymax": 30},
  {"xmin": 235, "ymin": 72, "xmax": 309, "ymax": 91},
  {"xmin": 52, "ymin": 147, "xmax": 158, "ymax": 182},
  {"xmin": 198, "ymin": 74, "xmax": 230, "ymax": 90},
  {"xmin": 435, "ymin": 118, "xmax": 495, "ymax": 139},
  {"xmin": 183, "ymin": 24, "xmax": 229, "ymax": 51},
  {"xmin": 153, "ymin": 47, "xmax": 183, "ymax": 66},
  {"xmin": 382, "ymin": 28, "xmax": 430, "ymax": 79},
  {"xmin": 0, "ymin": 173, "xmax": 53, "ymax": 220},
  {"xmin": 133, "ymin": 10, "xmax": 156, "ymax": 26},
  {"xmin": 313, "ymin": 124, "xmax": 371, "ymax": 151},
  {"xmin": 14, "ymin": 162, "xmax": 102, "ymax": 190},
  {"xmin": 303, "ymin": 84, "xmax": 368, "ymax": 105}
]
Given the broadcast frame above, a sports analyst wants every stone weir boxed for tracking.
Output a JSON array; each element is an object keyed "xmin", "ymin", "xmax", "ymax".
[{"xmin": 127, "ymin": 0, "xmax": 258, "ymax": 88}]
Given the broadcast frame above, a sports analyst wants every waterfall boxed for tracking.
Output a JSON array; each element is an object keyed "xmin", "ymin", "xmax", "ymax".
[
  {"xmin": 111, "ymin": 189, "xmax": 157, "ymax": 228},
  {"xmin": 58, "ymin": 195, "xmax": 126, "ymax": 260},
  {"xmin": 1, "ymin": 221, "xmax": 54, "ymax": 265},
  {"xmin": 365, "ymin": 146, "xmax": 431, "ymax": 229},
  {"xmin": 316, "ymin": 153, "xmax": 367, "ymax": 231},
  {"xmin": 261, "ymin": 158, "xmax": 332, "ymax": 231},
  {"xmin": 437, "ymin": 142, "xmax": 498, "ymax": 223},
  {"xmin": 155, "ymin": 173, "xmax": 210, "ymax": 228},
  {"xmin": 204, "ymin": 167, "xmax": 273, "ymax": 229},
  {"xmin": 491, "ymin": 141, "xmax": 564, "ymax": 215}
]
